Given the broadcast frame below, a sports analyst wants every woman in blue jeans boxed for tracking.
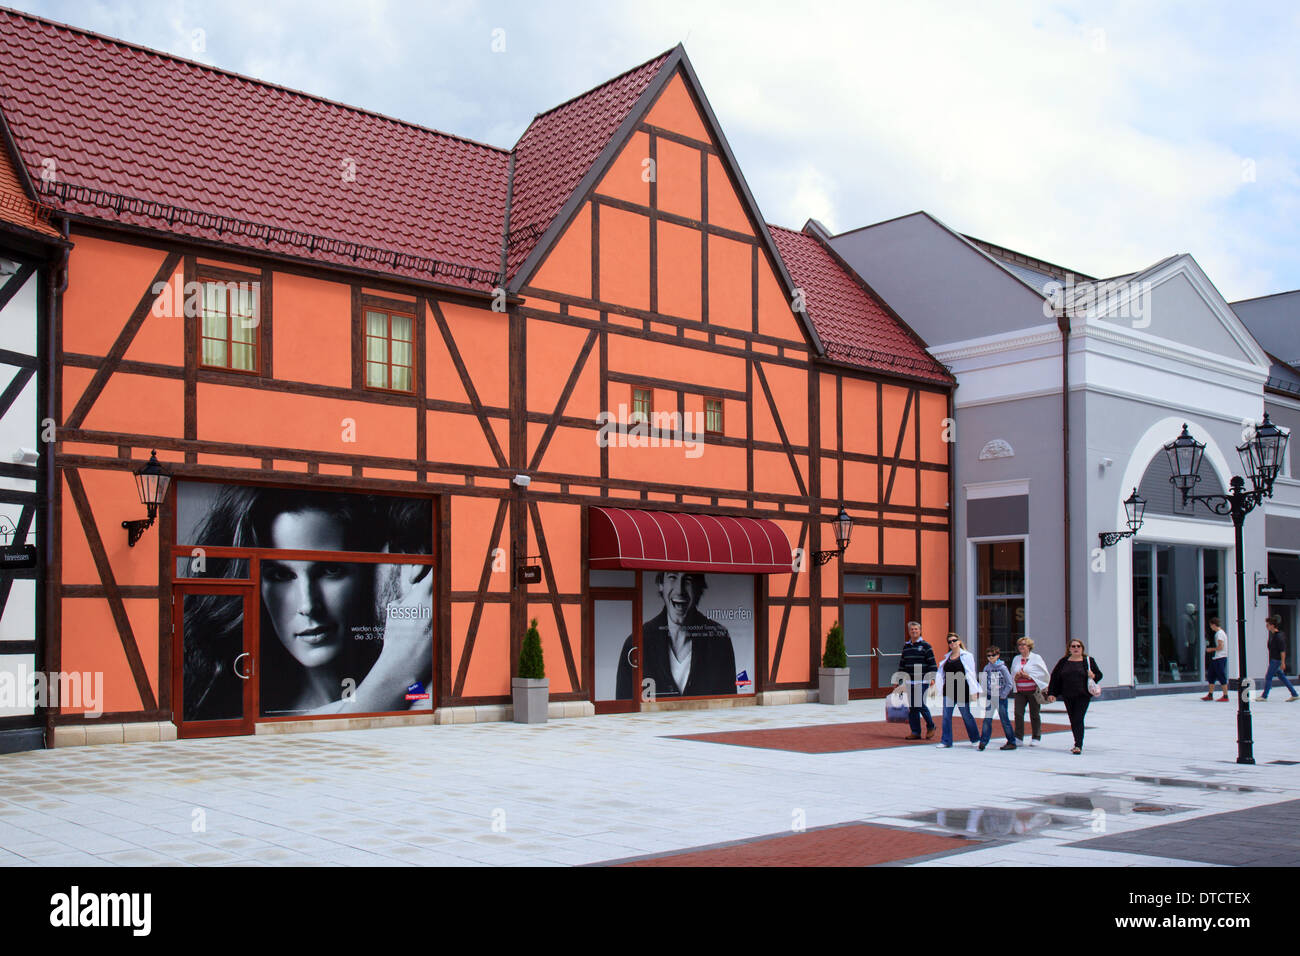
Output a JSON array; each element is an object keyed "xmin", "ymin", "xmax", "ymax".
[
  {"xmin": 934, "ymin": 634, "xmax": 981, "ymax": 747},
  {"xmin": 1259, "ymin": 616, "xmax": 1299, "ymax": 701}
]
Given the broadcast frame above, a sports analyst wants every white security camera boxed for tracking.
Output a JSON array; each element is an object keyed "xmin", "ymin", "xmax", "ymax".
[{"xmin": 11, "ymin": 448, "xmax": 38, "ymax": 465}]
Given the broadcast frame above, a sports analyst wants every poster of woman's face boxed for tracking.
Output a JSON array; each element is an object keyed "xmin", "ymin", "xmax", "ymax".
[{"xmin": 177, "ymin": 483, "xmax": 434, "ymax": 719}]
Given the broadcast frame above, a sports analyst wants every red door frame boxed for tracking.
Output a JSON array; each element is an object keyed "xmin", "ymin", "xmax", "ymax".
[
  {"xmin": 844, "ymin": 596, "xmax": 915, "ymax": 700},
  {"xmin": 589, "ymin": 584, "xmax": 642, "ymax": 715},
  {"xmin": 172, "ymin": 580, "xmax": 258, "ymax": 738}
]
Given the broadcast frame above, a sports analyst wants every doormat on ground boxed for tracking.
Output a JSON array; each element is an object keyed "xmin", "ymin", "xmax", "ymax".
[
  {"xmin": 669, "ymin": 719, "xmax": 1073, "ymax": 754},
  {"xmin": 604, "ymin": 822, "xmax": 979, "ymax": 867}
]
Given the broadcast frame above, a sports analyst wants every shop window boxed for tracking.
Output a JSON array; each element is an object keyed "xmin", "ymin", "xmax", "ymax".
[
  {"xmin": 631, "ymin": 387, "xmax": 652, "ymax": 424},
  {"xmin": 974, "ymin": 540, "xmax": 1025, "ymax": 655},
  {"xmin": 200, "ymin": 279, "xmax": 259, "ymax": 372},
  {"xmin": 705, "ymin": 398, "xmax": 724, "ymax": 434},
  {"xmin": 174, "ymin": 482, "xmax": 435, "ymax": 721},
  {"xmin": 364, "ymin": 309, "xmax": 415, "ymax": 393},
  {"xmin": 1131, "ymin": 543, "xmax": 1224, "ymax": 686}
]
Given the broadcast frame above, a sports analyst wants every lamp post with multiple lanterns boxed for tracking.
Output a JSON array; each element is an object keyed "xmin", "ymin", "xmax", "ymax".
[{"xmin": 1162, "ymin": 414, "xmax": 1289, "ymax": 765}]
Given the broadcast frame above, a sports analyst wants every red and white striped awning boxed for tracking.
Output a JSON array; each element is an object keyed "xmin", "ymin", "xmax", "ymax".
[{"xmin": 589, "ymin": 507, "xmax": 793, "ymax": 574}]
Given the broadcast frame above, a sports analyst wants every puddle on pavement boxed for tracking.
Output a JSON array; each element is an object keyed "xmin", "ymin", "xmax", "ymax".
[
  {"xmin": 1060, "ymin": 771, "xmax": 1266, "ymax": 792},
  {"xmin": 1030, "ymin": 792, "xmax": 1187, "ymax": 814},
  {"xmin": 908, "ymin": 791, "xmax": 1192, "ymax": 839},
  {"xmin": 906, "ymin": 808, "xmax": 1069, "ymax": 838}
]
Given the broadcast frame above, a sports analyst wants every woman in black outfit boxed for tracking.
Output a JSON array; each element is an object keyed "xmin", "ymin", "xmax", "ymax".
[{"xmin": 1046, "ymin": 639, "xmax": 1102, "ymax": 754}]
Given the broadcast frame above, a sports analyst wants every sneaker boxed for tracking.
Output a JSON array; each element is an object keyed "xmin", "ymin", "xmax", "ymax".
[
  {"xmin": 925, "ymin": 727, "xmax": 937, "ymax": 740},
  {"xmin": 978, "ymin": 741, "xmax": 987, "ymax": 751},
  {"xmin": 1000, "ymin": 742, "xmax": 1017, "ymax": 750},
  {"xmin": 1031, "ymin": 736, "xmax": 1041, "ymax": 745},
  {"xmin": 1201, "ymin": 693, "xmax": 1214, "ymax": 701},
  {"xmin": 1258, "ymin": 696, "xmax": 1269, "ymax": 702},
  {"xmin": 1217, "ymin": 695, "xmax": 1230, "ymax": 702},
  {"xmin": 937, "ymin": 743, "xmax": 952, "ymax": 748},
  {"xmin": 904, "ymin": 733, "xmax": 921, "ymax": 740},
  {"xmin": 1288, "ymin": 695, "xmax": 1299, "ymax": 703}
]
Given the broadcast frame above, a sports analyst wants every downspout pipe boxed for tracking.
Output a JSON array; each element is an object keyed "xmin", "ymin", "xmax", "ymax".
[
  {"xmin": 43, "ymin": 216, "xmax": 69, "ymax": 745},
  {"xmin": 1058, "ymin": 308, "xmax": 1072, "ymax": 646}
]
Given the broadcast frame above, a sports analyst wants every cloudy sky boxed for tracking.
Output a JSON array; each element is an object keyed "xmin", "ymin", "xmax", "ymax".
[{"xmin": 11, "ymin": 0, "xmax": 1300, "ymax": 301}]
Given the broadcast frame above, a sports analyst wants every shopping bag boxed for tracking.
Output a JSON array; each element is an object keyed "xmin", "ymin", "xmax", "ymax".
[{"xmin": 885, "ymin": 687, "xmax": 910, "ymax": 723}]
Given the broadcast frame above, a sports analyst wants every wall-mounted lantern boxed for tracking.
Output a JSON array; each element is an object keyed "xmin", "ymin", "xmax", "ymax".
[
  {"xmin": 1098, "ymin": 488, "xmax": 1146, "ymax": 548},
  {"xmin": 122, "ymin": 450, "xmax": 171, "ymax": 547},
  {"xmin": 813, "ymin": 506, "xmax": 853, "ymax": 566}
]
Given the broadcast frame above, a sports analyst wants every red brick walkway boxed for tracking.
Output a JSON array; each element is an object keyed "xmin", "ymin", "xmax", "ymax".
[
  {"xmin": 613, "ymin": 823, "xmax": 977, "ymax": 866},
  {"xmin": 671, "ymin": 719, "xmax": 1072, "ymax": 754}
]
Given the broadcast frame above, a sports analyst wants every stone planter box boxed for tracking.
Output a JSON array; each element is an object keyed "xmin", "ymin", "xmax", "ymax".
[
  {"xmin": 818, "ymin": 667, "xmax": 849, "ymax": 705},
  {"xmin": 512, "ymin": 677, "xmax": 549, "ymax": 724}
]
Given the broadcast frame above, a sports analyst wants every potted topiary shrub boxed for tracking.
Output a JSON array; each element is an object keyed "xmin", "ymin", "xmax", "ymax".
[
  {"xmin": 819, "ymin": 619, "xmax": 850, "ymax": 705},
  {"xmin": 512, "ymin": 618, "xmax": 548, "ymax": 723}
]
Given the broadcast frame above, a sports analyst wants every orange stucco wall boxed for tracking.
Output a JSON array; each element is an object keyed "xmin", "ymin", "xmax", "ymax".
[{"xmin": 52, "ymin": 63, "xmax": 951, "ymax": 725}]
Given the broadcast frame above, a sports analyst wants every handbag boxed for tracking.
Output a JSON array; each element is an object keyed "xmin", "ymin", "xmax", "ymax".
[
  {"xmin": 885, "ymin": 687, "xmax": 910, "ymax": 723},
  {"xmin": 1086, "ymin": 657, "xmax": 1102, "ymax": 698}
]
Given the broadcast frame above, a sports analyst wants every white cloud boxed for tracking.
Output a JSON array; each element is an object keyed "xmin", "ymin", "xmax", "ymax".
[{"xmin": 12, "ymin": 0, "xmax": 1299, "ymax": 299}]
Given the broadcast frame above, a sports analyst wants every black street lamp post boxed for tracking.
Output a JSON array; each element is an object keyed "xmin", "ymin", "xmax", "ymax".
[{"xmin": 1162, "ymin": 415, "xmax": 1289, "ymax": 765}]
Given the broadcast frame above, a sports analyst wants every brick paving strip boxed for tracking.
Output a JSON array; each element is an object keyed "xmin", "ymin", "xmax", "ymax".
[
  {"xmin": 669, "ymin": 719, "xmax": 1074, "ymax": 754},
  {"xmin": 602, "ymin": 822, "xmax": 983, "ymax": 867},
  {"xmin": 1067, "ymin": 797, "xmax": 1300, "ymax": 866}
]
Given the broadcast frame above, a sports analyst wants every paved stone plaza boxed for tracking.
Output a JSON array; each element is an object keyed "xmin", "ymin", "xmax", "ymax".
[{"xmin": 0, "ymin": 692, "xmax": 1296, "ymax": 866}]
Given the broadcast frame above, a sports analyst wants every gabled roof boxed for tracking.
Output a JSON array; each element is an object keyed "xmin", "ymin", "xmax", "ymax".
[
  {"xmin": 0, "ymin": 6, "xmax": 509, "ymax": 290},
  {"xmin": 1232, "ymin": 288, "xmax": 1300, "ymax": 367},
  {"xmin": 1262, "ymin": 351, "xmax": 1300, "ymax": 399},
  {"xmin": 769, "ymin": 224, "xmax": 951, "ymax": 384},
  {"xmin": 506, "ymin": 50, "xmax": 673, "ymax": 278},
  {"xmin": 0, "ymin": 90, "xmax": 59, "ymax": 242},
  {"xmin": 964, "ymin": 235, "xmax": 1094, "ymax": 291},
  {"xmin": 0, "ymin": 8, "xmax": 948, "ymax": 385}
]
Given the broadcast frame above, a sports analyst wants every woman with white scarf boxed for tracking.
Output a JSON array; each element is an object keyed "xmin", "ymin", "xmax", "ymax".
[
  {"xmin": 1009, "ymin": 637, "xmax": 1050, "ymax": 745},
  {"xmin": 935, "ymin": 633, "xmax": 981, "ymax": 747}
]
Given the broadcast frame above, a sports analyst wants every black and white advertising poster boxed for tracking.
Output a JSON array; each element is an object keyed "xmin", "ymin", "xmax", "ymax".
[
  {"xmin": 600, "ymin": 571, "xmax": 755, "ymax": 701},
  {"xmin": 176, "ymin": 483, "xmax": 434, "ymax": 720}
]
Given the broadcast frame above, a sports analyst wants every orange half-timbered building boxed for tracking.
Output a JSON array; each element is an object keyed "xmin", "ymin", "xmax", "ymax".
[{"xmin": 0, "ymin": 10, "xmax": 953, "ymax": 747}]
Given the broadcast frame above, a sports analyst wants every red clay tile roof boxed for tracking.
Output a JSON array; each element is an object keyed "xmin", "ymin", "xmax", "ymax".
[
  {"xmin": 0, "ymin": 7, "xmax": 509, "ymax": 290},
  {"xmin": 0, "ymin": 9, "xmax": 952, "ymax": 384},
  {"xmin": 507, "ymin": 51, "xmax": 672, "ymax": 279},
  {"xmin": 768, "ymin": 224, "xmax": 952, "ymax": 383},
  {"xmin": 0, "ymin": 144, "xmax": 58, "ymax": 238}
]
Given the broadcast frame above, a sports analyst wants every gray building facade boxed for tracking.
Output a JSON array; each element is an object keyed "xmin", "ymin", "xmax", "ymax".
[{"xmin": 825, "ymin": 213, "xmax": 1277, "ymax": 693}]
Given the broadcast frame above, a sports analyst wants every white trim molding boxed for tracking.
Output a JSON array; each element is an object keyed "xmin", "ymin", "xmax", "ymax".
[{"xmin": 965, "ymin": 479, "xmax": 1030, "ymax": 500}]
